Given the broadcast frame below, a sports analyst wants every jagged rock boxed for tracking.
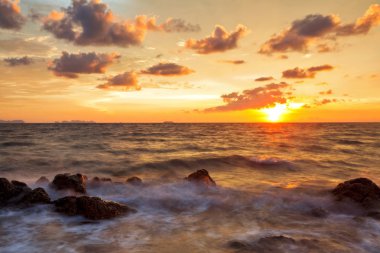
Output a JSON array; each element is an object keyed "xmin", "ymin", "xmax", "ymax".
[
  {"xmin": 185, "ymin": 169, "xmax": 216, "ymax": 187},
  {"xmin": 1, "ymin": 178, "xmax": 50, "ymax": 207},
  {"xmin": 51, "ymin": 173, "xmax": 86, "ymax": 193},
  {"xmin": 21, "ymin": 188, "xmax": 51, "ymax": 204},
  {"xmin": 332, "ymin": 178, "xmax": 380, "ymax": 208},
  {"xmin": 126, "ymin": 176, "xmax": 142, "ymax": 186},
  {"xmin": 36, "ymin": 176, "xmax": 49, "ymax": 185},
  {"xmin": 54, "ymin": 196, "xmax": 136, "ymax": 220}
]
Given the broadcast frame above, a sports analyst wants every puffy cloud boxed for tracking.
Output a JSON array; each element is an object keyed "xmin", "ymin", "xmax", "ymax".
[
  {"xmin": 259, "ymin": 4, "xmax": 380, "ymax": 55},
  {"xmin": 255, "ymin": 76, "xmax": 274, "ymax": 82},
  {"xmin": 204, "ymin": 82, "xmax": 291, "ymax": 112},
  {"xmin": 337, "ymin": 4, "xmax": 380, "ymax": 35},
  {"xmin": 319, "ymin": 89, "xmax": 333, "ymax": 95},
  {"xmin": 259, "ymin": 14, "xmax": 340, "ymax": 55},
  {"xmin": 42, "ymin": 0, "xmax": 200, "ymax": 47},
  {"xmin": 97, "ymin": 71, "xmax": 140, "ymax": 91},
  {"xmin": 48, "ymin": 51, "xmax": 120, "ymax": 78},
  {"xmin": 185, "ymin": 25, "xmax": 248, "ymax": 54},
  {"xmin": 3, "ymin": 56, "xmax": 33, "ymax": 66},
  {"xmin": 0, "ymin": 0, "xmax": 25, "ymax": 30},
  {"xmin": 141, "ymin": 63, "xmax": 194, "ymax": 76},
  {"xmin": 282, "ymin": 64, "xmax": 334, "ymax": 79}
]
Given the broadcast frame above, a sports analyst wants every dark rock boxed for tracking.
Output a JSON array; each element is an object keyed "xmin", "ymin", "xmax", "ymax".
[
  {"xmin": 36, "ymin": 176, "xmax": 49, "ymax": 185},
  {"xmin": 332, "ymin": 178, "xmax": 380, "ymax": 208},
  {"xmin": 54, "ymin": 196, "xmax": 136, "ymax": 220},
  {"xmin": 367, "ymin": 211, "xmax": 380, "ymax": 220},
  {"xmin": 227, "ymin": 240, "xmax": 250, "ymax": 250},
  {"xmin": 185, "ymin": 169, "xmax": 216, "ymax": 187},
  {"xmin": 126, "ymin": 176, "xmax": 142, "ymax": 186},
  {"xmin": 309, "ymin": 207, "xmax": 328, "ymax": 218},
  {"xmin": 21, "ymin": 188, "xmax": 51, "ymax": 204},
  {"xmin": 1, "ymin": 178, "xmax": 50, "ymax": 207},
  {"xmin": 11, "ymin": 180, "xmax": 28, "ymax": 188},
  {"xmin": 51, "ymin": 173, "xmax": 86, "ymax": 193}
]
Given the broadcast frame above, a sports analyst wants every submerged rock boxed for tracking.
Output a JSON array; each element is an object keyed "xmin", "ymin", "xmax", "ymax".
[
  {"xmin": 51, "ymin": 173, "xmax": 86, "ymax": 193},
  {"xmin": 0, "ymin": 178, "xmax": 50, "ymax": 207},
  {"xmin": 126, "ymin": 176, "xmax": 143, "ymax": 186},
  {"xmin": 88, "ymin": 177, "xmax": 112, "ymax": 187},
  {"xmin": 54, "ymin": 196, "xmax": 136, "ymax": 220},
  {"xmin": 332, "ymin": 178, "xmax": 380, "ymax": 208},
  {"xmin": 185, "ymin": 169, "xmax": 216, "ymax": 187}
]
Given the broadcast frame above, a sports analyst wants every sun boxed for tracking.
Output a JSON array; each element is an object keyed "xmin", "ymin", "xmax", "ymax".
[{"xmin": 261, "ymin": 103, "xmax": 288, "ymax": 122}]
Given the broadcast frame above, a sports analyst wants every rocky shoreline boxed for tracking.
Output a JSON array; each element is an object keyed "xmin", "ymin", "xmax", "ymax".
[{"xmin": 1, "ymin": 171, "xmax": 380, "ymax": 224}]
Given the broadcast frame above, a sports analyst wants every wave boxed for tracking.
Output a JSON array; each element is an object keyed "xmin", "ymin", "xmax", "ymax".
[
  {"xmin": 0, "ymin": 141, "xmax": 35, "ymax": 147},
  {"xmin": 109, "ymin": 155, "xmax": 298, "ymax": 176}
]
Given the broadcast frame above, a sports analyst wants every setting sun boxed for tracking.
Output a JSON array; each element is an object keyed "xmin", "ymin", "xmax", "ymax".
[{"xmin": 261, "ymin": 103, "xmax": 288, "ymax": 122}]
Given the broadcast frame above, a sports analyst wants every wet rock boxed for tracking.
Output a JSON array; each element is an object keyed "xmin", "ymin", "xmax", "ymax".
[
  {"xmin": 332, "ymin": 178, "xmax": 380, "ymax": 208},
  {"xmin": 36, "ymin": 176, "xmax": 49, "ymax": 185},
  {"xmin": 21, "ymin": 188, "xmax": 51, "ymax": 204},
  {"xmin": 54, "ymin": 196, "xmax": 136, "ymax": 220},
  {"xmin": 126, "ymin": 176, "xmax": 142, "ymax": 186},
  {"xmin": 1, "ymin": 178, "xmax": 50, "ymax": 207},
  {"xmin": 51, "ymin": 173, "xmax": 86, "ymax": 193},
  {"xmin": 309, "ymin": 207, "xmax": 328, "ymax": 218},
  {"xmin": 88, "ymin": 177, "xmax": 112, "ymax": 188},
  {"xmin": 185, "ymin": 169, "xmax": 216, "ymax": 187}
]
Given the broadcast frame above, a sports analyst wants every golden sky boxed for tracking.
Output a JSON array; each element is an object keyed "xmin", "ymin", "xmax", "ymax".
[{"xmin": 0, "ymin": 0, "xmax": 379, "ymax": 122}]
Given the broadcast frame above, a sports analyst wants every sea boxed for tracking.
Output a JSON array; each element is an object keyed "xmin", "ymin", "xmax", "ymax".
[{"xmin": 0, "ymin": 123, "xmax": 380, "ymax": 253}]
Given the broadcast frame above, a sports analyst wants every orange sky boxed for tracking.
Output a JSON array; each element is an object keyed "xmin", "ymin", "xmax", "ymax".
[{"xmin": 0, "ymin": 0, "xmax": 379, "ymax": 122}]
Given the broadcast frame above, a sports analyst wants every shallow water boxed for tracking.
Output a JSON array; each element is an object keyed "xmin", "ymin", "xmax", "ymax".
[{"xmin": 1, "ymin": 123, "xmax": 380, "ymax": 252}]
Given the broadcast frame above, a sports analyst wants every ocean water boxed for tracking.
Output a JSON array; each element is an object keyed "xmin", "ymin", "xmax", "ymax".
[{"xmin": 0, "ymin": 123, "xmax": 380, "ymax": 253}]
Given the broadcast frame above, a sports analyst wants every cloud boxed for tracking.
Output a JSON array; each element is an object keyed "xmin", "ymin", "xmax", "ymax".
[
  {"xmin": 185, "ymin": 25, "xmax": 248, "ymax": 54},
  {"xmin": 314, "ymin": 98, "xmax": 337, "ymax": 106},
  {"xmin": 141, "ymin": 63, "xmax": 194, "ymax": 76},
  {"xmin": 0, "ymin": 0, "xmax": 25, "ymax": 30},
  {"xmin": 204, "ymin": 82, "xmax": 291, "ymax": 112},
  {"xmin": 255, "ymin": 76, "xmax": 274, "ymax": 82},
  {"xmin": 42, "ymin": 0, "xmax": 200, "ymax": 47},
  {"xmin": 259, "ymin": 4, "xmax": 380, "ymax": 55},
  {"xmin": 48, "ymin": 51, "xmax": 120, "ymax": 78},
  {"xmin": 337, "ymin": 4, "xmax": 380, "ymax": 36},
  {"xmin": 158, "ymin": 18, "xmax": 201, "ymax": 32},
  {"xmin": 3, "ymin": 56, "xmax": 33, "ymax": 66},
  {"xmin": 282, "ymin": 64, "xmax": 334, "ymax": 79},
  {"xmin": 97, "ymin": 71, "xmax": 140, "ymax": 91},
  {"xmin": 222, "ymin": 60, "xmax": 246, "ymax": 64},
  {"xmin": 319, "ymin": 89, "xmax": 333, "ymax": 95}
]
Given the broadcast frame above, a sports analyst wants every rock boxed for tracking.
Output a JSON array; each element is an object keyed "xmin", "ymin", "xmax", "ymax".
[
  {"xmin": 36, "ymin": 176, "xmax": 49, "ymax": 185},
  {"xmin": 309, "ymin": 207, "xmax": 328, "ymax": 218},
  {"xmin": 126, "ymin": 176, "xmax": 142, "ymax": 186},
  {"xmin": 21, "ymin": 188, "xmax": 51, "ymax": 204},
  {"xmin": 1, "ymin": 178, "xmax": 50, "ymax": 207},
  {"xmin": 185, "ymin": 169, "xmax": 216, "ymax": 187},
  {"xmin": 54, "ymin": 196, "xmax": 136, "ymax": 220},
  {"xmin": 51, "ymin": 173, "xmax": 86, "ymax": 193},
  {"xmin": 332, "ymin": 178, "xmax": 380, "ymax": 208}
]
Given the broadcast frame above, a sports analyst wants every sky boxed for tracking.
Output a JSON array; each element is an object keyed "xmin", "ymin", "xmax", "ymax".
[{"xmin": 0, "ymin": 0, "xmax": 379, "ymax": 123}]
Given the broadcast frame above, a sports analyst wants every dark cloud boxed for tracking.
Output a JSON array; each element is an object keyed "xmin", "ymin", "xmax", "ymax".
[
  {"xmin": 204, "ymin": 82, "xmax": 291, "ymax": 112},
  {"xmin": 255, "ymin": 76, "xmax": 274, "ymax": 82},
  {"xmin": 185, "ymin": 25, "xmax": 248, "ymax": 54},
  {"xmin": 259, "ymin": 14, "xmax": 340, "ymax": 55},
  {"xmin": 259, "ymin": 4, "xmax": 380, "ymax": 55},
  {"xmin": 141, "ymin": 63, "xmax": 194, "ymax": 76},
  {"xmin": 282, "ymin": 64, "xmax": 334, "ymax": 79},
  {"xmin": 97, "ymin": 71, "xmax": 140, "ymax": 91},
  {"xmin": 48, "ymin": 51, "xmax": 120, "ymax": 78},
  {"xmin": 42, "ymin": 0, "xmax": 200, "ymax": 47},
  {"xmin": 3, "ymin": 56, "xmax": 33, "ymax": 66},
  {"xmin": 0, "ymin": 0, "xmax": 25, "ymax": 30}
]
